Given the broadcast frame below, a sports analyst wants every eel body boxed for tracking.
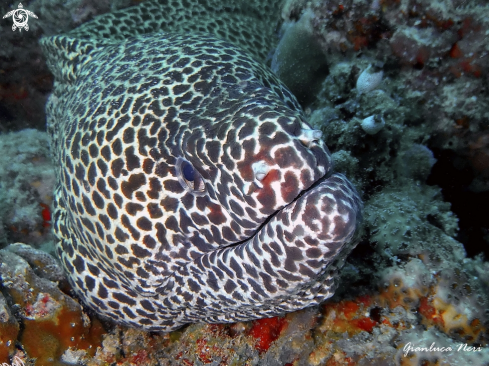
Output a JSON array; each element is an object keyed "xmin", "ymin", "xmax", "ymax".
[{"xmin": 40, "ymin": 0, "xmax": 362, "ymax": 331}]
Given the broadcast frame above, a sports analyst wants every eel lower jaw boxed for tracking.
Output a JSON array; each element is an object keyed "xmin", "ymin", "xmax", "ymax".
[{"xmin": 229, "ymin": 170, "xmax": 333, "ymax": 248}]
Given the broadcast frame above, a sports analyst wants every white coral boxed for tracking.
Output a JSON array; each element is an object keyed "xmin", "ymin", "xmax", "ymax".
[
  {"xmin": 356, "ymin": 65, "xmax": 383, "ymax": 94},
  {"xmin": 361, "ymin": 114, "xmax": 385, "ymax": 135}
]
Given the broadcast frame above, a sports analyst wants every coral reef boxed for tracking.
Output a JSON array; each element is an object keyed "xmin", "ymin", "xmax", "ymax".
[
  {"xmin": 1, "ymin": 244, "xmax": 488, "ymax": 365},
  {"xmin": 1, "ymin": 0, "xmax": 489, "ymax": 364},
  {"xmin": 272, "ymin": 8, "xmax": 328, "ymax": 103},
  {"xmin": 0, "ymin": 129, "xmax": 55, "ymax": 248},
  {"xmin": 288, "ymin": 0, "xmax": 489, "ymax": 251},
  {"xmin": 364, "ymin": 183, "xmax": 459, "ymax": 259},
  {"xmin": 0, "ymin": 244, "xmax": 105, "ymax": 365}
]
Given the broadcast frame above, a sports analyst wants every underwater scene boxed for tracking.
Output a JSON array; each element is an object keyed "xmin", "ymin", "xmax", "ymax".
[{"xmin": 0, "ymin": 0, "xmax": 488, "ymax": 365}]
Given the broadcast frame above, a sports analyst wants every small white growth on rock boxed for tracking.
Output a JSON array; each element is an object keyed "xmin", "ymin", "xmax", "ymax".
[
  {"xmin": 356, "ymin": 65, "xmax": 383, "ymax": 94},
  {"xmin": 61, "ymin": 348, "xmax": 87, "ymax": 365},
  {"xmin": 361, "ymin": 114, "xmax": 385, "ymax": 135}
]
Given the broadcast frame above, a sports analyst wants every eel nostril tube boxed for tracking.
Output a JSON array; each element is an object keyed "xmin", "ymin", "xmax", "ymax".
[
  {"xmin": 241, "ymin": 161, "xmax": 272, "ymax": 195},
  {"xmin": 298, "ymin": 128, "xmax": 323, "ymax": 147},
  {"xmin": 252, "ymin": 160, "xmax": 272, "ymax": 188}
]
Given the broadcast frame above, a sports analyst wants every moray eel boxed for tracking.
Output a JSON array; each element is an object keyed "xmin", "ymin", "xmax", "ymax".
[{"xmin": 40, "ymin": 0, "xmax": 362, "ymax": 331}]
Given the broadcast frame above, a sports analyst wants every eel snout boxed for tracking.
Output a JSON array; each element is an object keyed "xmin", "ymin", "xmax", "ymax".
[
  {"xmin": 277, "ymin": 173, "xmax": 363, "ymax": 258},
  {"xmin": 162, "ymin": 174, "xmax": 362, "ymax": 318}
]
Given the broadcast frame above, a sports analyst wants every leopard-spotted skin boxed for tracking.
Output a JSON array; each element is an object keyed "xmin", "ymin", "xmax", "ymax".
[{"xmin": 40, "ymin": 0, "xmax": 362, "ymax": 331}]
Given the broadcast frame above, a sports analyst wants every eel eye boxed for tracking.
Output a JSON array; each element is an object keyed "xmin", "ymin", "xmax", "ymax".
[
  {"xmin": 176, "ymin": 158, "xmax": 206, "ymax": 196},
  {"xmin": 182, "ymin": 161, "xmax": 195, "ymax": 181}
]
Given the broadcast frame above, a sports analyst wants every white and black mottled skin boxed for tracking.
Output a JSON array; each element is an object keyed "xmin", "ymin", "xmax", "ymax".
[{"xmin": 40, "ymin": 0, "xmax": 362, "ymax": 331}]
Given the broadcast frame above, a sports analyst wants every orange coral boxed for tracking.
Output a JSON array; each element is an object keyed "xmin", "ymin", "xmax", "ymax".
[
  {"xmin": 21, "ymin": 307, "xmax": 104, "ymax": 365},
  {"xmin": 248, "ymin": 316, "xmax": 288, "ymax": 352},
  {"xmin": 0, "ymin": 322, "xmax": 19, "ymax": 363},
  {"xmin": 321, "ymin": 297, "xmax": 380, "ymax": 337},
  {"xmin": 316, "ymin": 263, "xmax": 487, "ymax": 364}
]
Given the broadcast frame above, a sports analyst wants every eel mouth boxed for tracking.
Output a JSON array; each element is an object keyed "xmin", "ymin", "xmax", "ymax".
[
  {"xmin": 291, "ymin": 170, "xmax": 331, "ymax": 202},
  {"xmin": 228, "ymin": 171, "xmax": 332, "ymax": 249}
]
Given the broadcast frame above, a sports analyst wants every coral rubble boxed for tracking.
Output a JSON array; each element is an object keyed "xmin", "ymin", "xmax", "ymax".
[
  {"xmin": 0, "ymin": 0, "xmax": 489, "ymax": 364},
  {"xmin": 0, "ymin": 129, "xmax": 55, "ymax": 248}
]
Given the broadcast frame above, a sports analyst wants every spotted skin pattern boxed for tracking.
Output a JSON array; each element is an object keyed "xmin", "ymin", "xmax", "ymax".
[{"xmin": 40, "ymin": 0, "xmax": 362, "ymax": 331}]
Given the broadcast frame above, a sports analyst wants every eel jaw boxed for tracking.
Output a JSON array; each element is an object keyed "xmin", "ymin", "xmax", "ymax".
[{"xmin": 162, "ymin": 173, "xmax": 362, "ymax": 318}]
